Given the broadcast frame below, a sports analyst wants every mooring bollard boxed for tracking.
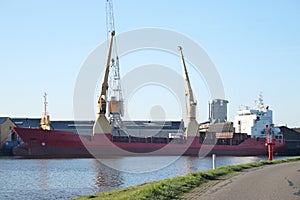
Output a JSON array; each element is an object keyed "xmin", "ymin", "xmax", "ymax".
[{"xmin": 212, "ymin": 154, "xmax": 216, "ymax": 169}]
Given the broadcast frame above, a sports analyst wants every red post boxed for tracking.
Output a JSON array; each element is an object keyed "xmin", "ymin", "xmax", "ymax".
[
  {"xmin": 265, "ymin": 125, "xmax": 274, "ymax": 161},
  {"xmin": 268, "ymin": 143, "xmax": 273, "ymax": 161}
]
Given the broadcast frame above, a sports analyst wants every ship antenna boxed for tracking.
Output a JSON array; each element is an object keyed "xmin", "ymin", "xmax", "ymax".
[{"xmin": 258, "ymin": 92, "xmax": 264, "ymax": 111}]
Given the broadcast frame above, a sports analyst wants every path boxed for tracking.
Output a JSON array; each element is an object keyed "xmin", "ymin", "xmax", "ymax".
[{"xmin": 180, "ymin": 161, "xmax": 300, "ymax": 200}]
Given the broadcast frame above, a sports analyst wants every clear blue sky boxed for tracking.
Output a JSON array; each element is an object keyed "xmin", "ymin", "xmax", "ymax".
[{"xmin": 1, "ymin": 0, "xmax": 300, "ymax": 127}]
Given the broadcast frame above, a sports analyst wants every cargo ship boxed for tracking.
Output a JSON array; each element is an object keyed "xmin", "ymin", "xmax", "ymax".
[
  {"xmin": 12, "ymin": 95, "xmax": 285, "ymax": 157},
  {"xmin": 12, "ymin": 121, "xmax": 284, "ymax": 157},
  {"xmin": 11, "ymin": 2, "xmax": 285, "ymax": 157},
  {"xmin": 11, "ymin": 46, "xmax": 285, "ymax": 157}
]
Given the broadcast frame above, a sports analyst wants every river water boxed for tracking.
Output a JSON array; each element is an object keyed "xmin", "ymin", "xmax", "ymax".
[{"xmin": 0, "ymin": 156, "xmax": 288, "ymax": 200}]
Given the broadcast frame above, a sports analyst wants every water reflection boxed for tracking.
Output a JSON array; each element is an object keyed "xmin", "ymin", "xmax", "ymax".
[
  {"xmin": 38, "ymin": 160, "xmax": 49, "ymax": 189},
  {"xmin": 96, "ymin": 156, "xmax": 182, "ymax": 173},
  {"xmin": 92, "ymin": 159, "xmax": 123, "ymax": 190},
  {"xmin": 181, "ymin": 157, "xmax": 197, "ymax": 174}
]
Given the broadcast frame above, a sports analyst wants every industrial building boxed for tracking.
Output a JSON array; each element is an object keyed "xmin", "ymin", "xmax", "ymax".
[
  {"xmin": 0, "ymin": 117, "xmax": 15, "ymax": 145},
  {"xmin": 278, "ymin": 126, "xmax": 300, "ymax": 155},
  {"xmin": 0, "ymin": 117, "xmax": 15, "ymax": 154}
]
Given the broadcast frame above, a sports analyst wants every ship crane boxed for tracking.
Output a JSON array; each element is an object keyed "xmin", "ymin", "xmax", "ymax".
[
  {"xmin": 93, "ymin": 0, "xmax": 125, "ymax": 134},
  {"xmin": 178, "ymin": 46, "xmax": 199, "ymax": 138},
  {"xmin": 108, "ymin": 57, "xmax": 127, "ymax": 133},
  {"xmin": 93, "ymin": 30, "xmax": 115, "ymax": 134},
  {"xmin": 106, "ymin": 0, "xmax": 126, "ymax": 134}
]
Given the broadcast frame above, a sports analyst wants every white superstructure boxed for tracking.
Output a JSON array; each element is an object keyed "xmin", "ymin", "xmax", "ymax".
[{"xmin": 233, "ymin": 94, "xmax": 280, "ymax": 138}]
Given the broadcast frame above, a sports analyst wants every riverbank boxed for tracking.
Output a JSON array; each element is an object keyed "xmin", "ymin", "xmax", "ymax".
[{"xmin": 74, "ymin": 157, "xmax": 300, "ymax": 200}]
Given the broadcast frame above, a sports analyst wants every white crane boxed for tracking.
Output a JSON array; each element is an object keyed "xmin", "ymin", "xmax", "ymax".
[
  {"xmin": 178, "ymin": 46, "xmax": 199, "ymax": 137},
  {"xmin": 106, "ymin": 0, "xmax": 126, "ymax": 133}
]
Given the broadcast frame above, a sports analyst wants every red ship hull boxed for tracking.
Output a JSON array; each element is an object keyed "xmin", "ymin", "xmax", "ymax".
[{"xmin": 12, "ymin": 127, "xmax": 285, "ymax": 158}]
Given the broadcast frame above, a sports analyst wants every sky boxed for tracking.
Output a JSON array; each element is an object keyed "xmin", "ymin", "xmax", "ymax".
[{"xmin": 0, "ymin": 0, "xmax": 300, "ymax": 127}]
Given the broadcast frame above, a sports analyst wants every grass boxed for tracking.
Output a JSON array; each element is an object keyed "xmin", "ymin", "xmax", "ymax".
[{"xmin": 74, "ymin": 157, "xmax": 300, "ymax": 200}]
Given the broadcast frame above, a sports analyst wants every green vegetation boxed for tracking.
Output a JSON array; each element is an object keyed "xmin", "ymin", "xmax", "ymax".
[{"xmin": 74, "ymin": 157, "xmax": 300, "ymax": 200}]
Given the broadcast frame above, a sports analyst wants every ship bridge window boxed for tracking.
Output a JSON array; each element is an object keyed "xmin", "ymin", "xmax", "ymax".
[{"xmin": 275, "ymin": 135, "xmax": 283, "ymax": 140}]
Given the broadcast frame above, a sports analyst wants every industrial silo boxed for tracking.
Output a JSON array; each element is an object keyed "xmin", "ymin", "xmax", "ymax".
[{"xmin": 209, "ymin": 99, "xmax": 229, "ymax": 123}]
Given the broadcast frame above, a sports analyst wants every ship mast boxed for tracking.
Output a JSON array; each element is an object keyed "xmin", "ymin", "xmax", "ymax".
[
  {"xmin": 258, "ymin": 92, "xmax": 264, "ymax": 111},
  {"xmin": 40, "ymin": 92, "xmax": 51, "ymax": 130},
  {"xmin": 178, "ymin": 46, "xmax": 199, "ymax": 137}
]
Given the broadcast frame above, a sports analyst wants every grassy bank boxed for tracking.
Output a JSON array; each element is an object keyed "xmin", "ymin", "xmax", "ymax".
[{"xmin": 75, "ymin": 157, "xmax": 300, "ymax": 200}]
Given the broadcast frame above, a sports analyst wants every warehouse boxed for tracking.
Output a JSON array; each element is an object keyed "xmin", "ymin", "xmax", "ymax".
[{"xmin": 0, "ymin": 117, "xmax": 15, "ymax": 154}]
